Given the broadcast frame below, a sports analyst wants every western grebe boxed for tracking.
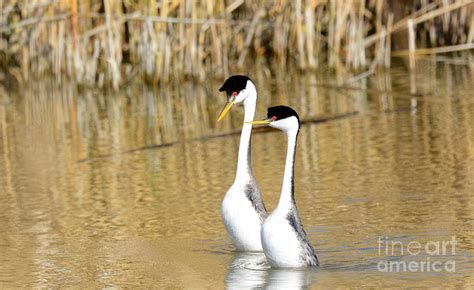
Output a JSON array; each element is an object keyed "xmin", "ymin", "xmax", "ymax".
[
  {"xmin": 217, "ymin": 75, "xmax": 267, "ymax": 251},
  {"xmin": 247, "ymin": 106, "xmax": 319, "ymax": 267}
]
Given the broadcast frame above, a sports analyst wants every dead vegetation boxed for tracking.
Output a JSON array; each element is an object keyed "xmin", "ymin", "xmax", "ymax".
[{"xmin": 0, "ymin": 0, "xmax": 473, "ymax": 89}]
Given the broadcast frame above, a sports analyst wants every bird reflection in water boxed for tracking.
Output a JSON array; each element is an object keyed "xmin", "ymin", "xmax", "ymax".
[
  {"xmin": 225, "ymin": 252, "xmax": 317, "ymax": 289},
  {"xmin": 265, "ymin": 268, "xmax": 316, "ymax": 289}
]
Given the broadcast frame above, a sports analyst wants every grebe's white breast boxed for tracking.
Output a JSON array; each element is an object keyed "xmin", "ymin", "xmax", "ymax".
[
  {"xmin": 221, "ymin": 181, "xmax": 266, "ymax": 251},
  {"xmin": 261, "ymin": 207, "xmax": 316, "ymax": 268}
]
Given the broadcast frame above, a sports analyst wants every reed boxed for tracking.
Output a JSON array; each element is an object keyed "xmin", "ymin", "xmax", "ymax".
[{"xmin": 0, "ymin": 0, "xmax": 473, "ymax": 88}]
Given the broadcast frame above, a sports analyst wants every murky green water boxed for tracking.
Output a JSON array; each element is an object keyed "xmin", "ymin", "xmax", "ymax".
[{"xmin": 0, "ymin": 61, "xmax": 473, "ymax": 288}]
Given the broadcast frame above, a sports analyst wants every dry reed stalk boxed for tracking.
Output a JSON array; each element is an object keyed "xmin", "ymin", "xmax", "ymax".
[
  {"xmin": 409, "ymin": 66, "xmax": 417, "ymax": 94},
  {"xmin": 47, "ymin": 3, "xmax": 57, "ymax": 76},
  {"xmin": 207, "ymin": 0, "xmax": 223, "ymax": 74},
  {"xmin": 314, "ymin": 4, "xmax": 323, "ymax": 66},
  {"xmin": 56, "ymin": 17, "xmax": 65, "ymax": 80},
  {"xmin": 185, "ymin": 0, "xmax": 196, "ymax": 77},
  {"xmin": 357, "ymin": 0, "xmax": 367, "ymax": 68},
  {"xmin": 374, "ymin": 0, "xmax": 383, "ymax": 61},
  {"xmin": 272, "ymin": 3, "xmax": 283, "ymax": 66},
  {"xmin": 104, "ymin": 0, "xmax": 121, "ymax": 89},
  {"xmin": 327, "ymin": 0, "xmax": 335, "ymax": 67},
  {"xmin": 442, "ymin": 0, "xmax": 450, "ymax": 33},
  {"xmin": 178, "ymin": 0, "xmax": 185, "ymax": 75},
  {"xmin": 346, "ymin": 5, "xmax": 355, "ymax": 68},
  {"xmin": 157, "ymin": 0, "xmax": 168, "ymax": 82},
  {"xmin": 295, "ymin": 0, "xmax": 306, "ymax": 69},
  {"xmin": 392, "ymin": 42, "xmax": 474, "ymax": 56},
  {"xmin": 340, "ymin": 0, "xmax": 353, "ymax": 66},
  {"xmin": 69, "ymin": 0, "xmax": 78, "ymax": 44},
  {"xmin": 377, "ymin": 27, "xmax": 386, "ymax": 65},
  {"xmin": 385, "ymin": 13, "xmax": 393, "ymax": 67},
  {"xmin": 468, "ymin": 16, "xmax": 474, "ymax": 43},
  {"xmin": 21, "ymin": 30, "xmax": 28, "ymax": 79},
  {"xmin": 305, "ymin": 0, "xmax": 316, "ymax": 68},
  {"xmin": 407, "ymin": 19, "xmax": 416, "ymax": 69},
  {"xmin": 197, "ymin": 23, "xmax": 206, "ymax": 81}
]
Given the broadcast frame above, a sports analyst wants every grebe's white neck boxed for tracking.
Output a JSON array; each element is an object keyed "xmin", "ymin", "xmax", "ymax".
[
  {"xmin": 235, "ymin": 81, "xmax": 257, "ymax": 182},
  {"xmin": 276, "ymin": 129, "xmax": 298, "ymax": 213}
]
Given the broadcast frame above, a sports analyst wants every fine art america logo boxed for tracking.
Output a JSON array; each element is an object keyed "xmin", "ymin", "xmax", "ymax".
[{"xmin": 377, "ymin": 236, "xmax": 457, "ymax": 273}]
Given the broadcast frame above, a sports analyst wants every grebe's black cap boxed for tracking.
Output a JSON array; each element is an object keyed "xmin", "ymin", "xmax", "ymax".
[
  {"xmin": 267, "ymin": 106, "xmax": 300, "ymax": 123},
  {"xmin": 219, "ymin": 75, "xmax": 251, "ymax": 93}
]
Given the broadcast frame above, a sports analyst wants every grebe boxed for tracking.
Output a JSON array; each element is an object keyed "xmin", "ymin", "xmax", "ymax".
[
  {"xmin": 217, "ymin": 75, "xmax": 267, "ymax": 251},
  {"xmin": 247, "ymin": 106, "xmax": 319, "ymax": 267}
]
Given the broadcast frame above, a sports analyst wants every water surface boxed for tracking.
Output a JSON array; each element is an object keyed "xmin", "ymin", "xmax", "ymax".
[{"xmin": 0, "ymin": 61, "xmax": 473, "ymax": 288}]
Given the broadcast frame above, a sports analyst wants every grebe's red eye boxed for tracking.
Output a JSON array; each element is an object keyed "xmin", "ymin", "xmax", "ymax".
[
  {"xmin": 232, "ymin": 91, "xmax": 237, "ymax": 96},
  {"xmin": 272, "ymin": 116, "xmax": 277, "ymax": 120}
]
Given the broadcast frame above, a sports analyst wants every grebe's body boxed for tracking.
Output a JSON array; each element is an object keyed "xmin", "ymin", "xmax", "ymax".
[
  {"xmin": 248, "ymin": 106, "xmax": 319, "ymax": 267},
  {"xmin": 221, "ymin": 179, "xmax": 266, "ymax": 251},
  {"xmin": 218, "ymin": 75, "xmax": 267, "ymax": 251},
  {"xmin": 261, "ymin": 203, "xmax": 318, "ymax": 267}
]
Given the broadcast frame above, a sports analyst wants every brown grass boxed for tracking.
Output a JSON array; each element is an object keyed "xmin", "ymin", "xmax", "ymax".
[{"xmin": 0, "ymin": 0, "xmax": 473, "ymax": 88}]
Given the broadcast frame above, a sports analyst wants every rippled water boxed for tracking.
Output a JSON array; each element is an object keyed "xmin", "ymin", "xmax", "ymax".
[{"xmin": 0, "ymin": 61, "xmax": 473, "ymax": 288}]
